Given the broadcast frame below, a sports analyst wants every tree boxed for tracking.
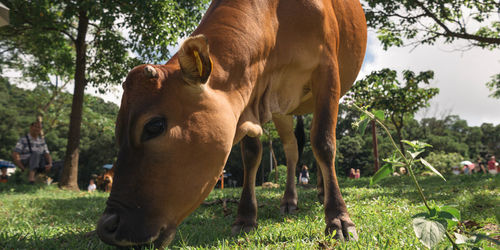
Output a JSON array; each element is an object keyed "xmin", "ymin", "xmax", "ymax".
[
  {"xmin": 364, "ymin": 0, "xmax": 500, "ymax": 49},
  {"xmin": 0, "ymin": 0, "xmax": 208, "ymax": 190},
  {"xmin": 486, "ymin": 73, "xmax": 500, "ymax": 98},
  {"xmin": 0, "ymin": 77, "xmax": 118, "ymax": 187},
  {"xmin": 347, "ymin": 68, "xmax": 439, "ymax": 152},
  {"xmin": 363, "ymin": 0, "xmax": 500, "ymax": 97}
]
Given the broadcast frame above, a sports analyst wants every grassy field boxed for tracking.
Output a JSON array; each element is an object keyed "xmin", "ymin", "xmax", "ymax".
[{"xmin": 0, "ymin": 174, "xmax": 498, "ymax": 249}]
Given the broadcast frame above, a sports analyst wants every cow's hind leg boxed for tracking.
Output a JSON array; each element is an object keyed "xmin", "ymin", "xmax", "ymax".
[
  {"xmin": 232, "ymin": 135, "xmax": 262, "ymax": 235},
  {"xmin": 273, "ymin": 114, "xmax": 299, "ymax": 214},
  {"xmin": 311, "ymin": 61, "xmax": 357, "ymax": 241}
]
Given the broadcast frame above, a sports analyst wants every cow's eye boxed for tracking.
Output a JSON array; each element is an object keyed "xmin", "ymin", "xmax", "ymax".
[{"xmin": 141, "ymin": 117, "xmax": 166, "ymax": 142}]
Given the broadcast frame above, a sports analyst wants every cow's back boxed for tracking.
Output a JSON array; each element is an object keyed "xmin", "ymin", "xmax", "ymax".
[
  {"xmin": 261, "ymin": 0, "xmax": 367, "ymax": 116},
  {"xmin": 192, "ymin": 0, "xmax": 366, "ymax": 121}
]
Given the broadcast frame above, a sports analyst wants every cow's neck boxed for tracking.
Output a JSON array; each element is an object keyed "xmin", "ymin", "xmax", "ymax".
[{"xmin": 192, "ymin": 1, "xmax": 281, "ymax": 143}]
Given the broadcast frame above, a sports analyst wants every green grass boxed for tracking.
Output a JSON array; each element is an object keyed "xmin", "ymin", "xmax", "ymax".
[{"xmin": 0, "ymin": 174, "xmax": 498, "ymax": 249}]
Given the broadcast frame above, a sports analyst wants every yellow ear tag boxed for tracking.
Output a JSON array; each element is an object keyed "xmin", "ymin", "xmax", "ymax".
[{"xmin": 193, "ymin": 50, "xmax": 203, "ymax": 77}]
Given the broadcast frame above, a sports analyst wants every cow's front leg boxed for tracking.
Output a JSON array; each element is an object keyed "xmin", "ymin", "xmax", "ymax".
[
  {"xmin": 232, "ymin": 135, "xmax": 262, "ymax": 235},
  {"xmin": 311, "ymin": 61, "xmax": 357, "ymax": 241},
  {"xmin": 273, "ymin": 114, "xmax": 299, "ymax": 214},
  {"xmin": 316, "ymin": 164, "xmax": 324, "ymax": 204}
]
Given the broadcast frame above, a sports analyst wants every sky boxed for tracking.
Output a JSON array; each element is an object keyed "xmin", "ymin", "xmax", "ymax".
[{"xmin": 358, "ymin": 31, "xmax": 500, "ymax": 126}]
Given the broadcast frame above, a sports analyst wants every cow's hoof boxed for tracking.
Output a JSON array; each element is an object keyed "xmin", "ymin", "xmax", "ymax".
[
  {"xmin": 279, "ymin": 201, "xmax": 298, "ymax": 214},
  {"xmin": 231, "ymin": 221, "xmax": 257, "ymax": 235},
  {"xmin": 325, "ymin": 215, "xmax": 358, "ymax": 241}
]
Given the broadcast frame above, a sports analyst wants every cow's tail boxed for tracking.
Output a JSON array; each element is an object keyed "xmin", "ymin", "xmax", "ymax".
[{"xmin": 294, "ymin": 115, "xmax": 305, "ymax": 167}]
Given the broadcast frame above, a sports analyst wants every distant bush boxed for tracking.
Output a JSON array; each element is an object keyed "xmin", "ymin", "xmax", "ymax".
[
  {"xmin": 267, "ymin": 165, "xmax": 287, "ymax": 186},
  {"xmin": 424, "ymin": 151, "xmax": 464, "ymax": 174}
]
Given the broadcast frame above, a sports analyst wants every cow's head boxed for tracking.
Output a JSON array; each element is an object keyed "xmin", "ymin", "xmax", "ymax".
[{"xmin": 97, "ymin": 35, "xmax": 236, "ymax": 248}]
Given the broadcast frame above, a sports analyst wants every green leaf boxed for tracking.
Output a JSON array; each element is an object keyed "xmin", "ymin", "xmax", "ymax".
[
  {"xmin": 429, "ymin": 207, "xmax": 437, "ymax": 217},
  {"xmin": 408, "ymin": 150, "xmax": 424, "ymax": 159},
  {"xmin": 412, "ymin": 212, "xmax": 431, "ymax": 218},
  {"xmin": 413, "ymin": 217, "xmax": 446, "ymax": 248},
  {"xmin": 360, "ymin": 113, "xmax": 369, "ymax": 122},
  {"xmin": 382, "ymin": 152, "xmax": 404, "ymax": 165},
  {"xmin": 370, "ymin": 163, "xmax": 393, "ymax": 186},
  {"xmin": 391, "ymin": 162, "xmax": 406, "ymax": 167},
  {"xmin": 402, "ymin": 140, "xmax": 432, "ymax": 151},
  {"xmin": 436, "ymin": 210, "xmax": 459, "ymax": 229},
  {"xmin": 358, "ymin": 117, "xmax": 370, "ymax": 136},
  {"xmin": 420, "ymin": 158, "xmax": 446, "ymax": 181},
  {"xmin": 445, "ymin": 219, "xmax": 458, "ymax": 229},
  {"xmin": 373, "ymin": 110, "xmax": 385, "ymax": 120},
  {"xmin": 440, "ymin": 206, "xmax": 460, "ymax": 220},
  {"xmin": 401, "ymin": 140, "xmax": 417, "ymax": 148}
]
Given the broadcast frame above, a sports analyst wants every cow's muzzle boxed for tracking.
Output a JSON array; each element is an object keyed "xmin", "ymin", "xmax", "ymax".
[{"xmin": 96, "ymin": 212, "xmax": 176, "ymax": 248}]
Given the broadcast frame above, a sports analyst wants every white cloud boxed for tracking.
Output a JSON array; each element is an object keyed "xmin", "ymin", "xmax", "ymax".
[{"xmin": 359, "ymin": 31, "xmax": 500, "ymax": 126}]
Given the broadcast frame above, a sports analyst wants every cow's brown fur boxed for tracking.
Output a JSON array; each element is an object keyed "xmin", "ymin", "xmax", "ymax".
[{"xmin": 97, "ymin": 0, "xmax": 366, "ymax": 247}]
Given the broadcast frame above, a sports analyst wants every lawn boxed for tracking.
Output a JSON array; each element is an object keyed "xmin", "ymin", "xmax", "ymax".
[{"xmin": 0, "ymin": 174, "xmax": 498, "ymax": 249}]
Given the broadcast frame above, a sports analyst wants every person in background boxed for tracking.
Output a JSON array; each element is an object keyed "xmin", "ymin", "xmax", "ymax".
[
  {"xmin": 487, "ymin": 155, "xmax": 497, "ymax": 175},
  {"xmin": 298, "ymin": 165, "xmax": 309, "ymax": 185},
  {"xmin": 12, "ymin": 122, "xmax": 52, "ymax": 184},
  {"xmin": 349, "ymin": 168, "xmax": 356, "ymax": 179},
  {"xmin": 475, "ymin": 157, "xmax": 487, "ymax": 174},
  {"xmin": 462, "ymin": 164, "xmax": 472, "ymax": 175},
  {"xmin": 88, "ymin": 179, "xmax": 97, "ymax": 192},
  {"xmin": 452, "ymin": 166, "xmax": 461, "ymax": 175},
  {"xmin": 0, "ymin": 166, "xmax": 7, "ymax": 183},
  {"xmin": 355, "ymin": 169, "xmax": 360, "ymax": 179},
  {"xmin": 399, "ymin": 167, "xmax": 407, "ymax": 175}
]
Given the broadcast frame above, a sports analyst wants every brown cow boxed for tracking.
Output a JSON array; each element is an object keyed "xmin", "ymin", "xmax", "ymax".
[{"xmin": 97, "ymin": 0, "xmax": 367, "ymax": 247}]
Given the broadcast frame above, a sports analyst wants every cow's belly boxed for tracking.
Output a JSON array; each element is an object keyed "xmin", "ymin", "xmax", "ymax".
[{"xmin": 261, "ymin": 62, "xmax": 317, "ymax": 118}]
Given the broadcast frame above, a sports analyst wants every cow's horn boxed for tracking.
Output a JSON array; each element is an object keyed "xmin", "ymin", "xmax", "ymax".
[{"xmin": 144, "ymin": 65, "xmax": 158, "ymax": 78}]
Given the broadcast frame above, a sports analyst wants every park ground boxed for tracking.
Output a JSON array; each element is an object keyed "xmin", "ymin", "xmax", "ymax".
[{"xmin": 0, "ymin": 174, "xmax": 498, "ymax": 249}]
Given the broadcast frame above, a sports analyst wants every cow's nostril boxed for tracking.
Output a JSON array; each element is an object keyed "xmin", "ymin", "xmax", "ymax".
[
  {"xmin": 103, "ymin": 214, "xmax": 119, "ymax": 233},
  {"xmin": 97, "ymin": 213, "xmax": 120, "ymax": 245}
]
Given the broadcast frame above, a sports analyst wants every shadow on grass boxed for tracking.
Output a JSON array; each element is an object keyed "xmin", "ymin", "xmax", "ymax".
[
  {"xmin": 0, "ymin": 230, "xmax": 112, "ymax": 250},
  {"xmin": 171, "ymin": 186, "xmax": 326, "ymax": 248},
  {"xmin": 340, "ymin": 174, "xmax": 499, "ymax": 203},
  {"xmin": 171, "ymin": 174, "xmax": 499, "ymax": 248},
  {"xmin": 2, "ymin": 174, "xmax": 496, "ymax": 249},
  {"xmin": 0, "ymin": 181, "xmax": 52, "ymax": 194}
]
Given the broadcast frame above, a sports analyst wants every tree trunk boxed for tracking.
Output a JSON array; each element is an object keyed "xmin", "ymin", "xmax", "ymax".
[
  {"xmin": 391, "ymin": 115, "xmax": 406, "ymax": 154},
  {"xmin": 59, "ymin": 10, "xmax": 89, "ymax": 191},
  {"xmin": 396, "ymin": 126, "xmax": 405, "ymax": 154},
  {"xmin": 371, "ymin": 120, "xmax": 379, "ymax": 172}
]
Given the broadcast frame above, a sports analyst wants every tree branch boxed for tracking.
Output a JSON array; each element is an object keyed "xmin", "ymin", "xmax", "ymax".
[{"xmin": 415, "ymin": 0, "xmax": 500, "ymax": 45}]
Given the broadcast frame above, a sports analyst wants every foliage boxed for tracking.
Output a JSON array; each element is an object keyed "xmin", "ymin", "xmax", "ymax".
[
  {"xmin": 425, "ymin": 151, "xmax": 465, "ymax": 175},
  {"xmin": 364, "ymin": 0, "xmax": 500, "ymax": 50},
  {"xmin": 267, "ymin": 164, "xmax": 287, "ymax": 186},
  {"xmin": 0, "ymin": 77, "xmax": 118, "ymax": 189},
  {"xmin": 486, "ymin": 73, "xmax": 500, "ymax": 98},
  {"xmin": 0, "ymin": 0, "xmax": 209, "ymax": 88},
  {"xmin": 347, "ymin": 69, "xmax": 439, "ymax": 152},
  {"xmin": 0, "ymin": 175, "xmax": 497, "ymax": 249},
  {"xmin": 0, "ymin": 0, "xmax": 209, "ymax": 189},
  {"xmin": 363, "ymin": 0, "xmax": 500, "ymax": 99},
  {"xmin": 357, "ymin": 105, "xmax": 496, "ymax": 248},
  {"xmin": 222, "ymin": 102, "xmax": 499, "ymax": 185}
]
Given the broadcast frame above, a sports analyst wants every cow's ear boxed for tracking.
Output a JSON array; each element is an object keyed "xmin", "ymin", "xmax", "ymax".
[{"xmin": 178, "ymin": 34, "xmax": 212, "ymax": 84}]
